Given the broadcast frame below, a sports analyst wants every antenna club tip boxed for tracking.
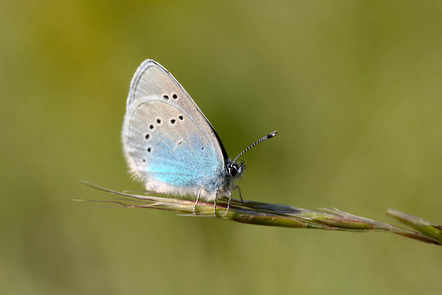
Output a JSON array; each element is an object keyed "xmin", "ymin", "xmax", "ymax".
[{"xmin": 268, "ymin": 131, "xmax": 278, "ymax": 138}]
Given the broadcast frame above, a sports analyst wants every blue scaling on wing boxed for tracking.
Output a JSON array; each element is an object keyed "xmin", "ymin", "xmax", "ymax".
[{"xmin": 122, "ymin": 59, "xmax": 256, "ymax": 205}]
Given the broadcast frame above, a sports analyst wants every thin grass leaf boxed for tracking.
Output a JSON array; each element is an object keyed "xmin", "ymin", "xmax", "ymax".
[
  {"xmin": 387, "ymin": 208, "xmax": 442, "ymax": 244},
  {"xmin": 79, "ymin": 181, "xmax": 441, "ymax": 246}
]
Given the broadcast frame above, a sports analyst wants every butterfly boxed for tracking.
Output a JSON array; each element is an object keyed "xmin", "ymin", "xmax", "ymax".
[{"xmin": 122, "ymin": 60, "xmax": 277, "ymax": 214}]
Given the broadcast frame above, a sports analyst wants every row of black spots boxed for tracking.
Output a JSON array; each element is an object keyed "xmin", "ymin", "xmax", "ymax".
[
  {"xmin": 142, "ymin": 146, "xmax": 152, "ymax": 162},
  {"xmin": 144, "ymin": 117, "xmax": 164, "ymax": 140},
  {"xmin": 142, "ymin": 146, "xmax": 152, "ymax": 161},
  {"xmin": 162, "ymin": 93, "xmax": 179, "ymax": 100},
  {"xmin": 170, "ymin": 114, "xmax": 185, "ymax": 125},
  {"xmin": 150, "ymin": 118, "xmax": 163, "ymax": 129},
  {"xmin": 143, "ymin": 113, "xmax": 185, "ymax": 155},
  {"xmin": 144, "ymin": 117, "xmax": 155, "ymax": 159},
  {"xmin": 145, "ymin": 127, "xmax": 153, "ymax": 140},
  {"xmin": 142, "ymin": 147, "xmax": 152, "ymax": 162}
]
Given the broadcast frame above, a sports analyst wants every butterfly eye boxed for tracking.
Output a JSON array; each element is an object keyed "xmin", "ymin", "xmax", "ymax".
[{"xmin": 229, "ymin": 164, "xmax": 238, "ymax": 177}]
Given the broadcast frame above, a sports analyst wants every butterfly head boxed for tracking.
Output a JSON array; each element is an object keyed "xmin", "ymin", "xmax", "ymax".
[{"xmin": 227, "ymin": 160, "xmax": 245, "ymax": 179}]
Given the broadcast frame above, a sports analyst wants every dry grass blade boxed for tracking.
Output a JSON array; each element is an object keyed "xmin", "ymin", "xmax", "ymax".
[{"xmin": 79, "ymin": 181, "xmax": 441, "ymax": 246}]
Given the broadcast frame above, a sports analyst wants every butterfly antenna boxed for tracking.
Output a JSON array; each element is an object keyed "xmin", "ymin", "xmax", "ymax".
[{"xmin": 232, "ymin": 131, "xmax": 278, "ymax": 163}]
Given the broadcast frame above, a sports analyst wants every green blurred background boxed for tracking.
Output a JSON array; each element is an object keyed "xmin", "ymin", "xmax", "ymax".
[{"xmin": 1, "ymin": 1, "xmax": 441, "ymax": 294}]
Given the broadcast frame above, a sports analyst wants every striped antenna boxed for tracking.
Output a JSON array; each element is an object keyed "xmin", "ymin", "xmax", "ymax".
[{"xmin": 232, "ymin": 131, "xmax": 278, "ymax": 163}]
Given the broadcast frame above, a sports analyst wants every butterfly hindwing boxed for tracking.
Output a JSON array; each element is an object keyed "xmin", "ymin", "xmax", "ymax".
[{"xmin": 122, "ymin": 60, "xmax": 227, "ymax": 198}]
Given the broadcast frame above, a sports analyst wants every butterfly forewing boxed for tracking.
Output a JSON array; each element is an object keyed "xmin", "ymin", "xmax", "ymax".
[{"xmin": 122, "ymin": 60, "xmax": 227, "ymax": 197}]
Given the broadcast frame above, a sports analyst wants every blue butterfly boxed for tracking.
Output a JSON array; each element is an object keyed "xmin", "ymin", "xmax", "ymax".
[{"xmin": 122, "ymin": 60, "xmax": 277, "ymax": 214}]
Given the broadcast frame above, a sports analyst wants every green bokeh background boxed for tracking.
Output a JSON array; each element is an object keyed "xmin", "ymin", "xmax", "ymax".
[{"xmin": 1, "ymin": 1, "xmax": 441, "ymax": 294}]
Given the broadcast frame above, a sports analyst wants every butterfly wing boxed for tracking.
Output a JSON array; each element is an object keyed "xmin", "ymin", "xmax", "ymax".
[{"xmin": 122, "ymin": 60, "xmax": 228, "ymax": 199}]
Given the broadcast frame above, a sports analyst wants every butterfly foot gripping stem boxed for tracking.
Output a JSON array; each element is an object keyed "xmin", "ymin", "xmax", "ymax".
[
  {"xmin": 193, "ymin": 189, "xmax": 202, "ymax": 214},
  {"xmin": 236, "ymin": 186, "xmax": 244, "ymax": 204},
  {"xmin": 225, "ymin": 192, "xmax": 232, "ymax": 215},
  {"xmin": 213, "ymin": 197, "xmax": 217, "ymax": 216},
  {"xmin": 193, "ymin": 202, "xmax": 198, "ymax": 215}
]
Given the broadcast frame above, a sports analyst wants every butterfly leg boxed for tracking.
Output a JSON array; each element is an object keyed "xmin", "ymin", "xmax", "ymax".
[
  {"xmin": 226, "ymin": 191, "xmax": 232, "ymax": 215},
  {"xmin": 193, "ymin": 188, "xmax": 203, "ymax": 214},
  {"xmin": 213, "ymin": 191, "xmax": 218, "ymax": 216},
  {"xmin": 236, "ymin": 186, "xmax": 244, "ymax": 204}
]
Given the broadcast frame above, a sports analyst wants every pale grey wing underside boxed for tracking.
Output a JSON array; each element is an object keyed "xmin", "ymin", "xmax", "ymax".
[{"xmin": 122, "ymin": 60, "xmax": 226, "ymax": 198}]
